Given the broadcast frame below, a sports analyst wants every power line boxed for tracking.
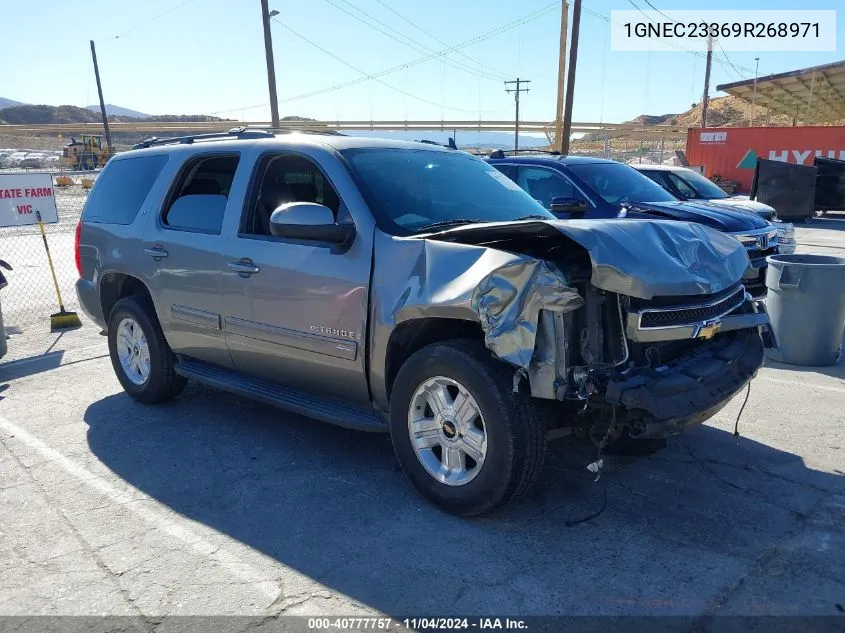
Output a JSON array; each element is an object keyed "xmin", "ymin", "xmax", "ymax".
[
  {"xmin": 641, "ymin": 0, "xmax": 677, "ymax": 23},
  {"xmin": 270, "ymin": 18, "xmax": 510, "ymax": 114},
  {"xmin": 582, "ymin": 3, "xmax": 755, "ymax": 74},
  {"xmin": 206, "ymin": 2, "xmax": 558, "ymax": 115},
  {"xmin": 372, "ymin": 0, "xmax": 511, "ymax": 81},
  {"xmin": 716, "ymin": 40, "xmax": 748, "ymax": 80},
  {"xmin": 105, "ymin": 0, "xmax": 198, "ymax": 41},
  {"xmin": 320, "ymin": 0, "xmax": 506, "ymax": 82},
  {"xmin": 626, "ymin": 0, "xmax": 655, "ymax": 24}
]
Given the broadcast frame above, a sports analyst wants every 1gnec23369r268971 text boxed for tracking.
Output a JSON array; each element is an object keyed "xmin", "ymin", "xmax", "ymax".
[{"xmin": 623, "ymin": 21, "xmax": 819, "ymax": 39}]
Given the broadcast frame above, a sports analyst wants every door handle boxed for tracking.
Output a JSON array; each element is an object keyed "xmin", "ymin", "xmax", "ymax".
[
  {"xmin": 228, "ymin": 259, "xmax": 260, "ymax": 276},
  {"xmin": 144, "ymin": 247, "xmax": 169, "ymax": 259}
]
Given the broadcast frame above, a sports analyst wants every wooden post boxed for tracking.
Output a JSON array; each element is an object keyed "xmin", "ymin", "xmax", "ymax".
[
  {"xmin": 89, "ymin": 40, "xmax": 112, "ymax": 155},
  {"xmin": 701, "ymin": 35, "xmax": 713, "ymax": 128},
  {"xmin": 561, "ymin": 0, "xmax": 582, "ymax": 154},
  {"xmin": 554, "ymin": 1, "xmax": 569, "ymax": 152}
]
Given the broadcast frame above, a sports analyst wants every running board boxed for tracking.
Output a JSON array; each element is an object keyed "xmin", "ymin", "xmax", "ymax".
[{"xmin": 175, "ymin": 360, "xmax": 387, "ymax": 432}]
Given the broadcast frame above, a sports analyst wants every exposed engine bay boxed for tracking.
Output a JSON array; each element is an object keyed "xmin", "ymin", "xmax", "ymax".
[{"xmin": 424, "ymin": 219, "xmax": 774, "ymax": 441}]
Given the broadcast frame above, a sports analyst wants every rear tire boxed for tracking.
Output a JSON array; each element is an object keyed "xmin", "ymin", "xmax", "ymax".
[
  {"xmin": 389, "ymin": 339, "xmax": 547, "ymax": 516},
  {"xmin": 107, "ymin": 295, "xmax": 186, "ymax": 404}
]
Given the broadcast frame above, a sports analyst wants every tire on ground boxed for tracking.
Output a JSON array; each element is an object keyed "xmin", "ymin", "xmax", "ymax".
[
  {"xmin": 107, "ymin": 295, "xmax": 186, "ymax": 404},
  {"xmin": 389, "ymin": 339, "xmax": 547, "ymax": 516}
]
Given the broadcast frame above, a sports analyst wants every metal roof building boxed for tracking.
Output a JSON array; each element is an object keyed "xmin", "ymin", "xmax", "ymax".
[{"xmin": 717, "ymin": 60, "xmax": 845, "ymax": 125}]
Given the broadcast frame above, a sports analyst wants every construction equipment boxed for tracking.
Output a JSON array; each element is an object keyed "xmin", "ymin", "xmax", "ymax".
[{"xmin": 62, "ymin": 134, "xmax": 110, "ymax": 171}]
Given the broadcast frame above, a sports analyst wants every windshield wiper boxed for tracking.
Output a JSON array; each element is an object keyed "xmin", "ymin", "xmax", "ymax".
[
  {"xmin": 515, "ymin": 214, "xmax": 552, "ymax": 221},
  {"xmin": 415, "ymin": 218, "xmax": 485, "ymax": 232}
]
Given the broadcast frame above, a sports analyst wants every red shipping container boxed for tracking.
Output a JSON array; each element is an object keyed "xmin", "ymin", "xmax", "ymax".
[{"xmin": 686, "ymin": 126, "xmax": 845, "ymax": 193}]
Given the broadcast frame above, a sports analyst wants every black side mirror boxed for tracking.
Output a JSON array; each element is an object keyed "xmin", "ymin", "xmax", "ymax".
[
  {"xmin": 550, "ymin": 196, "xmax": 589, "ymax": 214},
  {"xmin": 269, "ymin": 202, "xmax": 354, "ymax": 245}
]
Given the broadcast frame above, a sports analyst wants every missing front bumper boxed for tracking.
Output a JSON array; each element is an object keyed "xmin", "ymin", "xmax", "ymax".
[{"xmin": 604, "ymin": 328, "xmax": 765, "ymax": 439}]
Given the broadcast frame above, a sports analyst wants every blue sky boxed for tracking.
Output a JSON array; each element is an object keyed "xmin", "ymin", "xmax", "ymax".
[{"xmin": 0, "ymin": 0, "xmax": 841, "ymax": 123}]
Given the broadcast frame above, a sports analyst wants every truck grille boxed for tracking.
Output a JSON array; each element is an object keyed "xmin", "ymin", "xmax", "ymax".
[
  {"xmin": 638, "ymin": 285, "xmax": 746, "ymax": 328},
  {"xmin": 744, "ymin": 245, "xmax": 778, "ymax": 261}
]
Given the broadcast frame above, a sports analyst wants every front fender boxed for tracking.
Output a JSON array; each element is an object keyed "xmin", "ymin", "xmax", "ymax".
[{"xmin": 368, "ymin": 231, "xmax": 526, "ymax": 409}]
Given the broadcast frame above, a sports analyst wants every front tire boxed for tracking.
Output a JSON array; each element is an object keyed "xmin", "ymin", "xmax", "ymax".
[
  {"xmin": 389, "ymin": 340, "xmax": 547, "ymax": 516},
  {"xmin": 107, "ymin": 295, "xmax": 186, "ymax": 403}
]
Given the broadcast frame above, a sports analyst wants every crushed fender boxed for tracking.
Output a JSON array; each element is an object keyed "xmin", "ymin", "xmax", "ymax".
[{"xmin": 471, "ymin": 258, "xmax": 584, "ymax": 369}]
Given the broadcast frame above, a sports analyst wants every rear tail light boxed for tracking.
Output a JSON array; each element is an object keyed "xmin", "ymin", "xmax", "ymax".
[{"xmin": 74, "ymin": 221, "xmax": 83, "ymax": 277}]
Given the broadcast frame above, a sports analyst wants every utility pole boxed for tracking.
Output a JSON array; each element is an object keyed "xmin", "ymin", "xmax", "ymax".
[
  {"xmin": 701, "ymin": 35, "xmax": 713, "ymax": 128},
  {"xmin": 560, "ymin": 0, "xmax": 582, "ymax": 155},
  {"xmin": 505, "ymin": 78, "xmax": 531, "ymax": 152},
  {"xmin": 554, "ymin": 0, "xmax": 570, "ymax": 153},
  {"xmin": 89, "ymin": 40, "xmax": 112, "ymax": 155},
  {"xmin": 260, "ymin": 0, "xmax": 280, "ymax": 128},
  {"xmin": 749, "ymin": 57, "xmax": 760, "ymax": 127}
]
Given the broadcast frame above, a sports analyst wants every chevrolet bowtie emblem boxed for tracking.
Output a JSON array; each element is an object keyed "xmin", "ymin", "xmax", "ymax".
[{"xmin": 697, "ymin": 322, "xmax": 722, "ymax": 340}]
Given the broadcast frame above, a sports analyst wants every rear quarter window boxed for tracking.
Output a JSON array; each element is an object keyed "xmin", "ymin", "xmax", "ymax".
[{"xmin": 82, "ymin": 154, "xmax": 169, "ymax": 224}]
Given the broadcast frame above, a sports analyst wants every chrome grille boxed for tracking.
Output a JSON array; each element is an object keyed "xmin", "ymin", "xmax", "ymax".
[{"xmin": 638, "ymin": 286, "xmax": 746, "ymax": 329}]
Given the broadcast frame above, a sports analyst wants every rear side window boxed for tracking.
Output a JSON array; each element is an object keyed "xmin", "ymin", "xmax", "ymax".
[
  {"xmin": 82, "ymin": 154, "xmax": 168, "ymax": 224},
  {"xmin": 492, "ymin": 164, "xmax": 517, "ymax": 181},
  {"xmin": 162, "ymin": 154, "xmax": 239, "ymax": 234}
]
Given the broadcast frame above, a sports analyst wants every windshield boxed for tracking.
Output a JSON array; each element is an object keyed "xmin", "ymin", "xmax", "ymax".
[
  {"xmin": 568, "ymin": 162, "xmax": 677, "ymax": 204},
  {"xmin": 674, "ymin": 169, "xmax": 730, "ymax": 199},
  {"xmin": 341, "ymin": 148, "xmax": 553, "ymax": 234}
]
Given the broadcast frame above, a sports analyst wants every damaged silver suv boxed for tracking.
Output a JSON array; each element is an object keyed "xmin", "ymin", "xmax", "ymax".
[{"xmin": 75, "ymin": 130, "xmax": 775, "ymax": 515}]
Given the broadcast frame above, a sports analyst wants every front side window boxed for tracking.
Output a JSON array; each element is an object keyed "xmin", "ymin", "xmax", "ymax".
[
  {"xmin": 341, "ymin": 149, "xmax": 552, "ymax": 234},
  {"xmin": 242, "ymin": 154, "xmax": 342, "ymax": 236},
  {"xmin": 516, "ymin": 167, "xmax": 589, "ymax": 209},
  {"xmin": 568, "ymin": 162, "xmax": 678, "ymax": 205},
  {"xmin": 671, "ymin": 170, "xmax": 730, "ymax": 199}
]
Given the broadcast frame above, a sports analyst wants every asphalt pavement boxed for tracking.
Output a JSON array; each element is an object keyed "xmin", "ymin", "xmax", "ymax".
[{"xmin": 0, "ymin": 213, "xmax": 843, "ymax": 625}]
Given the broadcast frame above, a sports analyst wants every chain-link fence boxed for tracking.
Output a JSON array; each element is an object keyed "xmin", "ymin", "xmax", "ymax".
[
  {"xmin": 0, "ymin": 172, "xmax": 93, "ymax": 334},
  {"xmin": 568, "ymin": 136, "xmax": 688, "ymax": 165}
]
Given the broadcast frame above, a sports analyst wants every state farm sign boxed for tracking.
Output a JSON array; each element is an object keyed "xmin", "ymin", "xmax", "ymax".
[{"xmin": 0, "ymin": 173, "xmax": 59, "ymax": 228}]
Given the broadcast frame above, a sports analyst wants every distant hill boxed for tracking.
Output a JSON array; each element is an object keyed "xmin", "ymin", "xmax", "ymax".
[
  {"xmin": 0, "ymin": 101, "xmax": 543, "ymax": 150},
  {"xmin": 628, "ymin": 95, "xmax": 793, "ymax": 129},
  {"xmin": 573, "ymin": 95, "xmax": 794, "ymax": 150},
  {"xmin": 0, "ymin": 97, "xmax": 24, "ymax": 109},
  {"xmin": 0, "ymin": 103, "xmax": 226, "ymax": 125},
  {"xmin": 0, "ymin": 104, "xmax": 105, "ymax": 124},
  {"xmin": 86, "ymin": 104, "xmax": 149, "ymax": 118}
]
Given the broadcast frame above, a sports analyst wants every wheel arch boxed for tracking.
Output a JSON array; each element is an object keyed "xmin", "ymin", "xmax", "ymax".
[
  {"xmin": 383, "ymin": 317, "xmax": 486, "ymax": 403},
  {"xmin": 100, "ymin": 272, "xmax": 154, "ymax": 325}
]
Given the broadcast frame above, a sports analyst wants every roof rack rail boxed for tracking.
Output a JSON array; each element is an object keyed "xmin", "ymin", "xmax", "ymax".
[
  {"xmin": 133, "ymin": 126, "xmax": 344, "ymax": 150},
  {"xmin": 488, "ymin": 149, "xmax": 561, "ymax": 159},
  {"xmin": 417, "ymin": 137, "xmax": 458, "ymax": 150}
]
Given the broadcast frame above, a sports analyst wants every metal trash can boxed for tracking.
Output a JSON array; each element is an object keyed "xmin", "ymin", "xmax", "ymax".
[{"xmin": 765, "ymin": 254, "xmax": 845, "ymax": 366}]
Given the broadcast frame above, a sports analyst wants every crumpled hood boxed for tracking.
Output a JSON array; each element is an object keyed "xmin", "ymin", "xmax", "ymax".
[
  {"xmin": 425, "ymin": 218, "xmax": 750, "ymax": 299},
  {"xmin": 626, "ymin": 200, "xmax": 770, "ymax": 232}
]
